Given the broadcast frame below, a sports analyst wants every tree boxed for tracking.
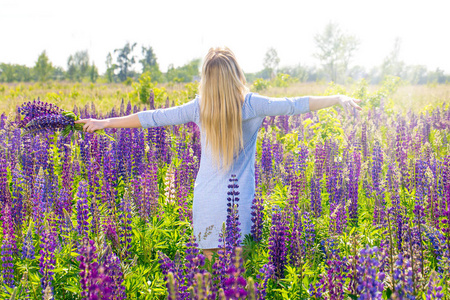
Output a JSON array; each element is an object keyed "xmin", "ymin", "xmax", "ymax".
[
  {"xmin": 263, "ymin": 47, "xmax": 280, "ymax": 79},
  {"xmin": 166, "ymin": 58, "xmax": 201, "ymax": 83},
  {"xmin": 380, "ymin": 37, "xmax": 405, "ymax": 79},
  {"xmin": 140, "ymin": 45, "xmax": 162, "ymax": 82},
  {"xmin": 89, "ymin": 64, "xmax": 99, "ymax": 83},
  {"xmin": 278, "ymin": 64, "xmax": 309, "ymax": 82},
  {"xmin": 52, "ymin": 66, "xmax": 66, "ymax": 81},
  {"xmin": 427, "ymin": 68, "xmax": 447, "ymax": 84},
  {"xmin": 34, "ymin": 51, "xmax": 53, "ymax": 81},
  {"xmin": 114, "ymin": 42, "xmax": 137, "ymax": 82},
  {"xmin": 405, "ymin": 65, "xmax": 428, "ymax": 85},
  {"xmin": 105, "ymin": 52, "xmax": 117, "ymax": 83},
  {"xmin": 0, "ymin": 64, "xmax": 33, "ymax": 82},
  {"xmin": 0, "ymin": 64, "xmax": 15, "ymax": 82},
  {"xmin": 67, "ymin": 50, "xmax": 90, "ymax": 81},
  {"xmin": 314, "ymin": 22, "xmax": 359, "ymax": 83}
]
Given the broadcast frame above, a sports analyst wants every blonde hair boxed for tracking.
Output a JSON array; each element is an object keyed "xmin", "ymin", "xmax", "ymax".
[{"xmin": 199, "ymin": 47, "xmax": 249, "ymax": 172}]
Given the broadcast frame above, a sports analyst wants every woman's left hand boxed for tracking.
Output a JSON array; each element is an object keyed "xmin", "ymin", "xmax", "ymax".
[{"xmin": 337, "ymin": 95, "xmax": 362, "ymax": 116}]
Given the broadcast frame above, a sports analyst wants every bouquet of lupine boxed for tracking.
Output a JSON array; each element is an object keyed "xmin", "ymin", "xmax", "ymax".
[{"xmin": 17, "ymin": 99, "xmax": 114, "ymax": 140}]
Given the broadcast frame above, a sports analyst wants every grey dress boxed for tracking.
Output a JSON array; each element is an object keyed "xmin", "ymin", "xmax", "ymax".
[{"xmin": 137, "ymin": 92, "xmax": 310, "ymax": 249}]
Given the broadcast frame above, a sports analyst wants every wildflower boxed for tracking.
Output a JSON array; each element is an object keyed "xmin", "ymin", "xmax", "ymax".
[{"xmin": 268, "ymin": 206, "xmax": 288, "ymax": 280}]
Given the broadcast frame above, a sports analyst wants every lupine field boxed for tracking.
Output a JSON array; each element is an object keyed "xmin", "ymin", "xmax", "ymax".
[{"xmin": 0, "ymin": 78, "xmax": 449, "ymax": 299}]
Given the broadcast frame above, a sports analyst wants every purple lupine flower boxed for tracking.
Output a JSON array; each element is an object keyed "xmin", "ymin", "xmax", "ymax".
[
  {"xmin": 213, "ymin": 223, "xmax": 231, "ymax": 296},
  {"xmin": 221, "ymin": 175, "xmax": 242, "ymax": 252},
  {"xmin": 131, "ymin": 128, "xmax": 145, "ymax": 175},
  {"xmin": 361, "ymin": 122, "xmax": 368, "ymax": 160},
  {"xmin": 167, "ymin": 271, "xmax": 179, "ymax": 300},
  {"xmin": 39, "ymin": 225, "xmax": 57, "ymax": 295},
  {"xmin": 184, "ymin": 236, "xmax": 206, "ymax": 289},
  {"xmin": 288, "ymin": 203, "xmax": 304, "ymax": 269},
  {"xmin": 302, "ymin": 211, "xmax": 315, "ymax": 256},
  {"xmin": 256, "ymin": 263, "xmax": 275, "ymax": 299},
  {"xmin": 158, "ymin": 251, "xmax": 176, "ymax": 279},
  {"xmin": 86, "ymin": 246, "xmax": 126, "ymax": 300},
  {"xmin": 87, "ymin": 164, "xmax": 101, "ymax": 236},
  {"xmin": 426, "ymin": 158, "xmax": 441, "ymax": 229},
  {"xmin": 115, "ymin": 129, "xmax": 130, "ymax": 179},
  {"xmin": 140, "ymin": 161, "xmax": 159, "ymax": 220},
  {"xmin": 372, "ymin": 142, "xmax": 386, "ymax": 226},
  {"xmin": 22, "ymin": 227, "xmax": 35, "ymax": 260},
  {"xmin": 0, "ymin": 151, "xmax": 12, "ymax": 205},
  {"xmin": 78, "ymin": 237, "xmax": 100, "ymax": 299},
  {"xmin": 426, "ymin": 271, "xmax": 444, "ymax": 300},
  {"xmin": 103, "ymin": 216, "xmax": 120, "ymax": 249},
  {"xmin": 212, "ymin": 175, "xmax": 244, "ymax": 296},
  {"xmin": 250, "ymin": 194, "xmax": 264, "ymax": 243},
  {"xmin": 223, "ymin": 247, "xmax": 248, "ymax": 299},
  {"xmin": 424, "ymin": 226, "xmax": 445, "ymax": 271},
  {"xmin": 76, "ymin": 181, "xmax": 90, "ymax": 237},
  {"xmin": 386, "ymin": 164, "xmax": 405, "ymax": 251},
  {"xmin": 441, "ymin": 155, "xmax": 450, "ymax": 248},
  {"xmin": 261, "ymin": 134, "xmax": 273, "ymax": 180},
  {"xmin": 154, "ymin": 126, "xmax": 171, "ymax": 165},
  {"xmin": 20, "ymin": 114, "xmax": 75, "ymax": 135},
  {"xmin": 413, "ymin": 159, "xmax": 427, "ymax": 225},
  {"xmin": 254, "ymin": 161, "xmax": 261, "ymax": 192},
  {"xmin": 1, "ymin": 203, "xmax": 16, "ymax": 287},
  {"xmin": 100, "ymin": 248, "xmax": 127, "ymax": 299},
  {"xmin": 189, "ymin": 272, "xmax": 215, "ymax": 299},
  {"xmin": 395, "ymin": 124, "xmax": 410, "ymax": 191},
  {"xmin": 119, "ymin": 191, "xmax": 133, "ymax": 259},
  {"xmin": 356, "ymin": 246, "xmax": 385, "ymax": 299},
  {"xmin": 392, "ymin": 253, "xmax": 415, "ymax": 300},
  {"xmin": 348, "ymin": 148, "xmax": 361, "ymax": 226},
  {"xmin": 314, "ymin": 142, "xmax": 326, "ymax": 179},
  {"xmin": 159, "ymin": 250, "xmax": 190, "ymax": 299},
  {"xmin": 268, "ymin": 206, "xmax": 288, "ymax": 280},
  {"xmin": 272, "ymin": 142, "xmax": 283, "ymax": 175},
  {"xmin": 175, "ymin": 160, "xmax": 190, "ymax": 222},
  {"xmin": 48, "ymin": 212, "xmax": 61, "ymax": 251},
  {"xmin": 0, "ymin": 112, "xmax": 6, "ymax": 129},
  {"xmin": 310, "ymin": 176, "xmax": 322, "ymax": 218},
  {"xmin": 329, "ymin": 158, "xmax": 346, "ymax": 234},
  {"xmin": 317, "ymin": 253, "xmax": 348, "ymax": 300},
  {"xmin": 17, "ymin": 99, "xmax": 63, "ymax": 127},
  {"xmin": 102, "ymin": 148, "xmax": 118, "ymax": 211}
]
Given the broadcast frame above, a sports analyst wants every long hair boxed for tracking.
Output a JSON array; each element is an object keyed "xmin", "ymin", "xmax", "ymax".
[{"xmin": 199, "ymin": 47, "xmax": 249, "ymax": 172}]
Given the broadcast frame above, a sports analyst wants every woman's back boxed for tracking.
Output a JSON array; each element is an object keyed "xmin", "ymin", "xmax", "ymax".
[{"xmin": 190, "ymin": 92, "xmax": 310, "ymax": 249}]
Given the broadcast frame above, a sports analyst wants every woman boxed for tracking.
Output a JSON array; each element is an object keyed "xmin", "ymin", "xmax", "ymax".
[{"xmin": 75, "ymin": 47, "xmax": 361, "ymax": 261}]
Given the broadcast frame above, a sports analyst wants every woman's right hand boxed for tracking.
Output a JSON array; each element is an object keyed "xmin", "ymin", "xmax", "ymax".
[{"xmin": 74, "ymin": 118, "xmax": 109, "ymax": 133}]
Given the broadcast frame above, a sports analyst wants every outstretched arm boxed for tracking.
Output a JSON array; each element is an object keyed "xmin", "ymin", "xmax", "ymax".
[
  {"xmin": 249, "ymin": 94, "xmax": 362, "ymax": 118},
  {"xmin": 309, "ymin": 95, "xmax": 362, "ymax": 115},
  {"xmin": 75, "ymin": 97, "xmax": 198, "ymax": 133},
  {"xmin": 75, "ymin": 114, "xmax": 141, "ymax": 133}
]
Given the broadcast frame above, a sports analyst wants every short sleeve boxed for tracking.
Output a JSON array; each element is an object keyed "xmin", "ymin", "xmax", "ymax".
[
  {"xmin": 137, "ymin": 97, "xmax": 199, "ymax": 128},
  {"xmin": 247, "ymin": 93, "xmax": 310, "ymax": 117}
]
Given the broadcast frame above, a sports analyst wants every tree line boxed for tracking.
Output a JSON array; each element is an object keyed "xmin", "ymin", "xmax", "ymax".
[
  {"xmin": 0, "ymin": 42, "xmax": 201, "ymax": 85},
  {"xmin": 1, "ymin": 22, "xmax": 449, "ymax": 85}
]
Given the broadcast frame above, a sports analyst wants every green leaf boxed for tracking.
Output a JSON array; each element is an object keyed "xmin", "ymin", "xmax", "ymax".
[
  {"xmin": 61, "ymin": 125, "xmax": 72, "ymax": 137},
  {"xmin": 96, "ymin": 129, "xmax": 115, "ymax": 141}
]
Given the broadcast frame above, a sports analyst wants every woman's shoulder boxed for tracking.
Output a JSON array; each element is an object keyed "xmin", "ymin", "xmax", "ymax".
[
  {"xmin": 244, "ymin": 92, "xmax": 269, "ymax": 109},
  {"xmin": 243, "ymin": 92, "xmax": 267, "ymax": 119}
]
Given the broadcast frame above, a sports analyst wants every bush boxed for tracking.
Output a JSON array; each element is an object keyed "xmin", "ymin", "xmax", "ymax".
[
  {"xmin": 271, "ymin": 73, "xmax": 298, "ymax": 88},
  {"xmin": 252, "ymin": 78, "xmax": 271, "ymax": 92},
  {"xmin": 132, "ymin": 72, "xmax": 167, "ymax": 104}
]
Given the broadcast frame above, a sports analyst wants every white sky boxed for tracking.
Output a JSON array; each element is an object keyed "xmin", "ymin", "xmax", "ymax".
[{"xmin": 1, "ymin": 0, "xmax": 449, "ymax": 75}]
